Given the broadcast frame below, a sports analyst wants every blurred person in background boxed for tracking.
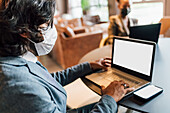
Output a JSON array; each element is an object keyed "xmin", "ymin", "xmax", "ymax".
[{"xmin": 106, "ymin": 0, "xmax": 137, "ymax": 45}]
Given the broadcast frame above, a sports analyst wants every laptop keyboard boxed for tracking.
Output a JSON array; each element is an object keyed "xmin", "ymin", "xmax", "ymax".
[{"xmin": 105, "ymin": 71, "xmax": 141, "ymax": 88}]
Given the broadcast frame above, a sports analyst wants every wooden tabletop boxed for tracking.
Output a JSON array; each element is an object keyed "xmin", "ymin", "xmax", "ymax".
[
  {"xmin": 79, "ymin": 38, "xmax": 170, "ymax": 113},
  {"xmin": 79, "ymin": 45, "xmax": 112, "ymax": 63}
]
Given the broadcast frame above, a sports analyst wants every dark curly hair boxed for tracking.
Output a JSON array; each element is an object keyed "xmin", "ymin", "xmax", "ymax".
[
  {"xmin": 0, "ymin": 0, "xmax": 56, "ymax": 56},
  {"xmin": 116, "ymin": 0, "xmax": 120, "ymax": 3}
]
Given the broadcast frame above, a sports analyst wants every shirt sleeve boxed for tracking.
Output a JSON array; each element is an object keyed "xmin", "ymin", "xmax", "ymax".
[
  {"xmin": 90, "ymin": 95, "xmax": 118, "ymax": 113},
  {"xmin": 50, "ymin": 62, "xmax": 93, "ymax": 86}
]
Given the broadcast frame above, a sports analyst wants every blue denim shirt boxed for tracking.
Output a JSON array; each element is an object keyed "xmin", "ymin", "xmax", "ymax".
[{"xmin": 0, "ymin": 57, "xmax": 117, "ymax": 113}]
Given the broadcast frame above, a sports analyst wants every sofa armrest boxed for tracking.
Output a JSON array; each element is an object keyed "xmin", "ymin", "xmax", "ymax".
[
  {"xmin": 73, "ymin": 31, "xmax": 103, "ymax": 39},
  {"xmin": 73, "ymin": 27, "xmax": 86, "ymax": 34}
]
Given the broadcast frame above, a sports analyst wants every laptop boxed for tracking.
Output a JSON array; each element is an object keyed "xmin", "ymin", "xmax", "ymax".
[
  {"xmin": 129, "ymin": 23, "xmax": 161, "ymax": 43},
  {"xmin": 85, "ymin": 37, "xmax": 156, "ymax": 95}
]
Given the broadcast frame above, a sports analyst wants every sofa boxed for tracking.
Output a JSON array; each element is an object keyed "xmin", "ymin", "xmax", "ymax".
[{"xmin": 51, "ymin": 29, "xmax": 103, "ymax": 69}]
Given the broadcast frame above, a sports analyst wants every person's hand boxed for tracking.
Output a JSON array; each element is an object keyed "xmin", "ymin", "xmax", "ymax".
[
  {"xmin": 101, "ymin": 80, "xmax": 134, "ymax": 102},
  {"xmin": 90, "ymin": 57, "xmax": 112, "ymax": 71}
]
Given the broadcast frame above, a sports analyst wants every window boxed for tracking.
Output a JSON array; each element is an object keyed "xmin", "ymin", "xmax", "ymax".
[
  {"xmin": 68, "ymin": 0, "xmax": 83, "ymax": 18},
  {"xmin": 129, "ymin": 0, "xmax": 164, "ymax": 25},
  {"xmin": 88, "ymin": 0, "xmax": 109, "ymax": 21},
  {"xmin": 68, "ymin": 0, "xmax": 109, "ymax": 21}
]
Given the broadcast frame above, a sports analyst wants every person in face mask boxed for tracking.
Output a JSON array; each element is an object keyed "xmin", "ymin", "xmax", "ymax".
[
  {"xmin": 0, "ymin": 0, "xmax": 133, "ymax": 113},
  {"xmin": 106, "ymin": 0, "xmax": 138, "ymax": 45}
]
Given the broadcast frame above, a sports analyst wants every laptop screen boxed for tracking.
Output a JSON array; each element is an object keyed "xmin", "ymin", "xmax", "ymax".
[
  {"xmin": 129, "ymin": 23, "xmax": 161, "ymax": 43},
  {"xmin": 112, "ymin": 38, "xmax": 156, "ymax": 81}
]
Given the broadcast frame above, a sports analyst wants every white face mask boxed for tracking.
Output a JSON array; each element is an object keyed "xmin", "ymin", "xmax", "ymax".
[{"xmin": 28, "ymin": 25, "xmax": 58, "ymax": 56}]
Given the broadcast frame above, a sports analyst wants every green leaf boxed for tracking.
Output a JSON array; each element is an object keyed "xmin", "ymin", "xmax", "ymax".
[{"xmin": 81, "ymin": 0, "xmax": 90, "ymax": 11}]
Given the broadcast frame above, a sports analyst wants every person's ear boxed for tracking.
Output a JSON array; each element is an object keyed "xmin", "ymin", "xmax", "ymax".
[
  {"xmin": 0, "ymin": 0, "xmax": 9, "ymax": 10},
  {"xmin": 20, "ymin": 33, "xmax": 29, "ymax": 38}
]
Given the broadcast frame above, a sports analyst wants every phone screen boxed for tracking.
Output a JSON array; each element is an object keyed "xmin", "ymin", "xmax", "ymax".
[{"xmin": 134, "ymin": 85, "xmax": 163, "ymax": 99}]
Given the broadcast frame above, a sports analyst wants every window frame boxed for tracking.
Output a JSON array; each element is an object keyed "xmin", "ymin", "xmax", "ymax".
[
  {"xmin": 132, "ymin": 0, "xmax": 165, "ymax": 16},
  {"xmin": 133, "ymin": 0, "xmax": 163, "ymax": 4}
]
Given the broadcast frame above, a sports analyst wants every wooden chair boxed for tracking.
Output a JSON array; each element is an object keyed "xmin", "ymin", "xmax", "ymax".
[{"xmin": 159, "ymin": 16, "xmax": 170, "ymax": 37}]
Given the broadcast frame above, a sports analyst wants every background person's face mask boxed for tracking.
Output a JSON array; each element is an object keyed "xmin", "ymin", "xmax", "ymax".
[
  {"xmin": 28, "ymin": 25, "xmax": 58, "ymax": 56},
  {"xmin": 121, "ymin": 7, "xmax": 131, "ymax": 17}
]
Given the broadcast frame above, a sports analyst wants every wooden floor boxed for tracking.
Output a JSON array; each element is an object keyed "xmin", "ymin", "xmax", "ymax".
[{"xmin": 38, "ymin": 55, "xmax": 63, "ymax": 73}]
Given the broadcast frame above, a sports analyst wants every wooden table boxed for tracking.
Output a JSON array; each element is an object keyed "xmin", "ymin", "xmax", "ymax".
[{"xmin": 79, "ymin": 38, "xmax": 170, "ymax": 113}]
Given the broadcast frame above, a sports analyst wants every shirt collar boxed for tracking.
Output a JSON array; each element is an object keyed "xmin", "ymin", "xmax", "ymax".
[{"xmin": 21, "ymin": 51, "xmax": 38, "ymax": 63}]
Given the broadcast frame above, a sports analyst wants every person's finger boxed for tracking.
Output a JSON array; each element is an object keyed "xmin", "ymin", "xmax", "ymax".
[
  {"xmin": 101, "ymin": 60, "xmax": 105, "ymax": 64},
  {"xmin": 119, "ymin": 81, "xmax": 129, "ymax": 89},
  {"xmin": 99, "ymin": 58, "xmax": 104, "ymax": 62},
  {"xmin": 109, "ymin": 81, "xmax": 117, "ymax": 86},
  {"xmin": 101, "ymin": 61, "xmax": 111, "ymax": 67},
  {"xmin": 125, "ymin": 83, "xmax": 130, "ymax": 88},
  {"xmin": 102, "ymin": 63, "xmax": 111, "ymax": 67},
  {"xmin": 119, "ymin": 80, "xmax": 125, "ymax": 85},
  {"xmin": 102, "ymin": 60, "xmax": 112, "ymax": 64},
  {"xmin": 119, "ymin": 80, "xmax": 125, "ymax": 82},
  {"xmin": 125, "ymin": 87, "xmax": 135, "ymax": 94},
  {"xmin": 104, "ymin": 57, "xmax": 112, "ymax": 60},
  {"xmin": 105, "ymin": 60, "xmax": 112, "ymax": 63},
  {"xmin": 120, "ymin": 80, "xmax": 130, "ymax": 88},
  {"xmin": 104, "ymin": 64, "xmax": 111, "ymax": 67},
  {"xmin": 112, "ymin": 80, "xmax": 118, "ymax": 83},
  {"xmin": 99, "ymin": 64, "xmax": 108, "ymax": 71},
  {"xmin": 102, "ymin": 59, "xmax": 111, "ymax": 62}
]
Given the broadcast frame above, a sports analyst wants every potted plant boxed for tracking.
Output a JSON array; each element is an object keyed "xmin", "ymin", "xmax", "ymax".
[{"xmin": 81, "ymin": 0, "xmax": 90, "ymax": 15}]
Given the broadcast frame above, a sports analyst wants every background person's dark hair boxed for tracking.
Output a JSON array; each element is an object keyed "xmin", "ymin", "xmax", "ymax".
[
  {"xmin": 117, "ymin": 0, "xmax": 120, "ymax": 3},
  {"xmin": 0, "ymin": 0, "xmax": 56, "ymax": 56}
]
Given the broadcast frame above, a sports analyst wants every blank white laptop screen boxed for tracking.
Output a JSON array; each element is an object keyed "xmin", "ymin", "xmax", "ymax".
[{"xmin": 113, "ymin": 39, "xmax": 154, "ymax": 76}]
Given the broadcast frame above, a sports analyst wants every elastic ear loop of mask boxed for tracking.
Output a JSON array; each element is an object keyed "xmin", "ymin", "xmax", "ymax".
[
  {"xmin": 27, "ymin": 38, "xmax": 36, "ymax": 44},
  {"xmin": 26, "ymin": 29, "xmax": 45, "ymax": 44}
]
